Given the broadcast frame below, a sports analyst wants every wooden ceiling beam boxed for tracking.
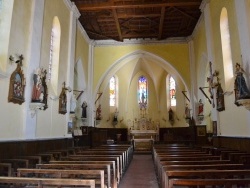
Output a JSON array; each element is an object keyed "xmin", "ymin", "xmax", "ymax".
[
  {"xmin": 172, "ymin": 6, "xmax": 197, "ymax": 20},
  {"xmin": 158, "ymin": 7, "xmax": 165, "ymax": 40},
  {"xmin": 112, "ymin": 8, "xmax": 123, "ymax": 41},
  {"xmin": 76, "ymin": 2, "xmax": 201, "ymax": 11}
]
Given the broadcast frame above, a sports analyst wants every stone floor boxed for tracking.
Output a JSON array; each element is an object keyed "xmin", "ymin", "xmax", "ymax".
[{"xmin": 118, "ymin": 154, "xmax": 159, "ymax": 188}]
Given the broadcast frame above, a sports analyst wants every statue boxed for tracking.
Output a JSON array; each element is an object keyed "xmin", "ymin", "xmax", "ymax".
[
  {"xmin": 198, "ymin": 99, "xmax": 204, "ymax": 116},
  {"xmin": 185, "ymin": 103, "xmax": 191, "ymax": 119},
  {"xmin": 113, "ymin": 108, "xmax": 118, "ymax": 122},
  {"xmin": 32, "ymin": 68, "xmax": 46, "ymax": 103},
  {"xmin": 168, "ymin": 108, "xmax": 174, "ymax": 125},
  {"xmin": 70, "ymin": 94, "xmax": 77, "ymax": 113},
  {"xmin": 81, "ymin": 101, "xmax": 87, "ymax": 118},
  {"xmin": 96, "ymin": 104, "xmax": 102, "ymax": 120},
  {"xmin": 234, "ymin": 62, "xmax": 250, "ymax": 100}
]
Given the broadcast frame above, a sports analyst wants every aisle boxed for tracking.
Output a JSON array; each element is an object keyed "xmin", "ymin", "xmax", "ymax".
[{"xmin": 118, "ymin": 154, "xmax": 159, "ymax": 188}]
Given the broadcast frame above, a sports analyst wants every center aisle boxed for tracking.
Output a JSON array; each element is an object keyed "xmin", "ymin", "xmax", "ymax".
[{"xmin": 118, "ymin": 154, "xmax": 159, "ymax": 188}]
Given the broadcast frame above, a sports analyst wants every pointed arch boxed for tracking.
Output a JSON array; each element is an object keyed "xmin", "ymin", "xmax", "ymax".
[{"xmin": 49, "ymin": 16, "xmax": 61, "ymax": 94}]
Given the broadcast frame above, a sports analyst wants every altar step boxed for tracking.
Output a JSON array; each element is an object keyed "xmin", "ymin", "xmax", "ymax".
[{"xmin": 134, "ymin": 150, "xmax": 152, "ymax": 154}]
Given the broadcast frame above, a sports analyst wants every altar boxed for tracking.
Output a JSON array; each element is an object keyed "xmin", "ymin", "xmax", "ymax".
[{"xmin": 130, "ymin": 118, "xmax": 159, "ymax": 152}]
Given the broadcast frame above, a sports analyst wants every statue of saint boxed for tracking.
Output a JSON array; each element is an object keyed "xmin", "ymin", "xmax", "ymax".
[
  {"xmin": 81, "ymin": 101, "xmax": 87, "ymax": 118},
  {"xmin": 235, "ymin": 62, "xmax": 250, "ymax": 100}
]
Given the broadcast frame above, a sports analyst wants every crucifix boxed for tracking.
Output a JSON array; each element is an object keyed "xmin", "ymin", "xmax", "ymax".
[{"xmin": 207, "ymin": 61, "xmax": 218, "ymax": 108}]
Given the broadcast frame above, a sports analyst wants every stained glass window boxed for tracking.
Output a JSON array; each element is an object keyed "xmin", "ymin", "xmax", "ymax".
[
  {"xmin": 138, "ymin": 76, "xmax": 147, "ymax": 107},
  {"xmin": 48, "ymin": 28, "xmax": 54, "ymax": 81},
  {"xmin": 169, "ymin": 76, "xmax": 176, "ymax": 106},
  {"xmin": 109, "ymin": 76, "xmax": 116, "ymax": 106}
]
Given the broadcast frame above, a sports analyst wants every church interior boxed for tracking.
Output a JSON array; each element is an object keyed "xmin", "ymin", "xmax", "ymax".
[{"xmin": 1, "ymin": 0, "xmax": 250, "ymax": 187}]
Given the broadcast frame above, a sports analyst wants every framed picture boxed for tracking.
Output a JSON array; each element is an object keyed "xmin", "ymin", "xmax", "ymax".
[
  {"xmin": 81, "ymin": 126, "xmax": 88, "ymax": 135},
  {"xmin": 196, "ymin": 126, "xmax": 206, "ymax": 136},
  {"xmin": 8, "ymin": 60, "xmax": 25, "ymax": 105},
  {"xmin": 67, "ymin": 122, "xmax": 73, "ymax": 134}
]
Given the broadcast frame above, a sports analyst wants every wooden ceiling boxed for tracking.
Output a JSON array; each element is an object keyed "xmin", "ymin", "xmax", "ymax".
[{"xmin": 72, "ymin": 0, "xmax": 202, "ymax": 41}]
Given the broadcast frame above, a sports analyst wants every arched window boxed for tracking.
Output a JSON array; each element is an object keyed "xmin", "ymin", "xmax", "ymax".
[
  {"xmin": 0, "ymin": 0, "xmax": 14, "ymax": 71},
  {"xmin": 48, "ymin": 16, "xmax": 61, "ymax": 94},
  {"xmin": 220, "ymin": 7, "xmax": 233, "ymax": 89},
  {"xmin": 138, "ymin": 76, "xmax": 148, "ymax": 107},
  {"xmin": 109, "ymin": 76, "xmax": 118, "ymax": 107},
  {"xmin": 169, "ymin": 76, "xmax": 176, "ymax": 107}
]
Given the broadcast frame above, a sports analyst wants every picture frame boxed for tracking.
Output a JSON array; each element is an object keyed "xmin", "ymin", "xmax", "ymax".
[
  {"xmin": 81, "ymin": 126, "xmax": 88, "ymax": 135},
  {"xmin": 8, "ymin": 59, "xmax": 25, "ymax": 105},
  {"xmin": 196, "ymin": 126, "xmax": 206, "ymax": 136}
]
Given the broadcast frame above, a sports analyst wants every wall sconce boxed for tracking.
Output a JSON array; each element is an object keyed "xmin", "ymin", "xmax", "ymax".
[
  {"xmin": 29, "ymin": 103, "xmax": 45, "ymax": 118},
  {"xmin": 120, "ymin": 117, "xmax": 124, "ymax": 123},
  {"xmin": 237, "ymin": 99, "xmax": 250, "ymax": 111},
  {"xmin": 223, "ymin": 91, "xmax": 233, "ymax": 96},
  {"xmin": 106, "ymin": 116, "xmax": 110, "ymax": 122},
  {"xmin": 162, "ymin": 118, "xmax": 166, "ymax": 122}
]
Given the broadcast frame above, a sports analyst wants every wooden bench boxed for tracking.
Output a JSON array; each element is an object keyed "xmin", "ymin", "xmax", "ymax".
[
  {"xmin": 49, "ymin": 160, "xmax": 117, "ymax": 188},
  {"xmin": 65, "ymin": 155, "xmax": 122, "ymax": 180},
  {"xmin": 0, "ymin": 176, "xmax": 95, "ymax": 188},
  {"xmin": 168, "ymin": 178, "xmax": 250, "ymax": 188},
  {"xmin": 1, "ymin": 159, "xmax": 29, "ymax": 176},
  {"xmin": 36, "ymin": 163, "xmax": 112, "ymax": 188},
  {"xmin": 0, "ymin": 163, "xmax": 11, "ymax": 176},
  {"xmin": 17, "ymin": 168, "xmax": 106, "ymax": 188},
  {"xmin": 165, "ymin": 169, "xmax": 250, "ymax": 188},
  {"xmin": 160, "ymin": 163, "xmax": 247, "ymax": 188}
]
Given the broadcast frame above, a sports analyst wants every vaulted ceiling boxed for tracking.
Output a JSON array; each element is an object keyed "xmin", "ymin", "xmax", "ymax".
[{"xmin": 72, "ymin": 0, "xmax": 203, "ymax": 42}]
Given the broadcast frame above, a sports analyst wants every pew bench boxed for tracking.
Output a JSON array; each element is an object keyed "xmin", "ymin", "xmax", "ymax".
[
  {"xmin": 0, "ymin": 176, "xmax": 95, "ymax": 188},
  {"xmin": 17, "ymin": 168, "xmax": 106, "ymax": 188},
  {"xmin": 36, "ymin": 163, "xmax": 112, "ymax": 188},
  {"xmin": 49, "ymin": 160, "xmax": 117, "ymax": 188},
  {"xmin": 1, "ymin": 159, "xmax": 29, "ymax": 176},
  {"xmin": 165, "ymin": 169, "xmax": 250, "ymax": 188},
  {"xmin": 0, "ymin": 163, "xmax": 12, "ymax": 176},
  {"xmin": 168, "ymin": 178, "xmax": 250, "ymax": 188}
]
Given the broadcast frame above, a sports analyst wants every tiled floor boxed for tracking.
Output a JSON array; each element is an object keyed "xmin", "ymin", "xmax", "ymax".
[{"xmin": 118, "ymin": 154, "xmax": 159, "ymax": 188}]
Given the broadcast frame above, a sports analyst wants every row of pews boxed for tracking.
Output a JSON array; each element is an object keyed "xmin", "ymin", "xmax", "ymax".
[
  {"xmin": 153, "ymin": 144, "xmax": 250, "ymax": 188},
  {"xmin": 0, "ymin": 144, "xmax": 133, "ymax": 188}
]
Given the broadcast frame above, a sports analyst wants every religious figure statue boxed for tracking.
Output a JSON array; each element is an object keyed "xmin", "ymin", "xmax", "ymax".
[
  {"xmin": 185, "ymin": 103, "xmax": 191, "ymax": 119},
  {"xmin": 168, "ymin": 108, "xmax": 174, "ymax": 125},
  {"xmin": 96, "ymin": 104, "xmax": 102, "ymax": 120},
  {"xmin": 234, "ymin": 62, "xmax": 250, "ymax": 100},
  {"xmin": 70, "ymin": 94, "xmax": 77, "ymax": 114},
  {"xmin": 81, "ymin": 101, "xmax": 87, "ymax": 118},
  {"xmin": 198, "ymin": 99, "xmax": 204, "ymax": 116},
  {"xmin": 113, "ymin": 108, "xmax": 118, "ymax": 122}
]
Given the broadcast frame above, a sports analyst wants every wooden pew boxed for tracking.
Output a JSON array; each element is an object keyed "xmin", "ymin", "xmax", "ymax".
[
  {"xmin": 161, "ymin": 163, "xmax": 247, "ymax": 188},
  {"xmin": 18, "ymin": 155, "xmax": 42, "ymax": 167},
  {"xmin": 17, "ymin": 168, "xmax": 106, "ymax": 188},
  {"xmin": 36, "ymin": 163, "xmax": 112, "ymax": 188},
  {"xmin": 0, "ymin": 176, "xmax": 95, "ymax": 188},
  {"xmin": 168, "ymin": 178, "xmax": 250, "ymax": 188},
  {"xmin": 0, "ymin": 163, "xmax": 12, "ymax": 176},
  {"xmin": 49, "ymin": 160, "xmax": 117, "ymax": 188},
  {"xmin": 1, "ymin": 159, "xmax": 29, "ymax": 176},
  {"xmin": 165, "ymin": 169, "xmax": 250, "ymax": 188},
  {"xmin": 64, "ymin": 155, "xmax": 122, "ymax": 180}
]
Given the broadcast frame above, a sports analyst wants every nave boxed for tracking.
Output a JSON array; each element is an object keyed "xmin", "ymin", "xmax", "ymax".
[{"xmin": 118, "ymin": 154, "xmax": 158, "ymax": 188}]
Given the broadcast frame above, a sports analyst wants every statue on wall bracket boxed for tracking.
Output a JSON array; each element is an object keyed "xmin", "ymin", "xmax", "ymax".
[
  {"xmin": 59, "ymin": 82, "xmax": 67, "ymax": 114},
  {"xmin": 8, "ymin": 54, "xmax": 26, "ymax": 105},
  {"xmin": 234, "ymin": 62, "xmax": 250, "ymax": 106}
]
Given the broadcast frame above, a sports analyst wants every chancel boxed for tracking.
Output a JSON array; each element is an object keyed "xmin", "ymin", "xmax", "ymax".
[{"xmin": 1, "ymin": 0, "xmax": 250, "ymax": 187}]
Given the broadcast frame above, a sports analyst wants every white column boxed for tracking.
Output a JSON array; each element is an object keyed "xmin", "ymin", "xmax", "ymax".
[
  {"xmin": 188, "ymin": 39, "xmax": 197, "ymax": 119},
  {"xmin": 203, "ymin": 2, "xmax": 219, "ymax": 122},
  {"xmin": 65, "ymin": 2, "xmax": 80, "ymax": 135},
  {"xmin": 22, "ymin": 0, "xmax": 45, "ymax": 139},
  {"xmin": 88, "ymin": 41, "xmax": 95, "ymax": 127}
]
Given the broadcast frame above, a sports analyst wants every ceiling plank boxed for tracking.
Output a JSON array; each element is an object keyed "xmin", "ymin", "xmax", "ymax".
[
  {"xmin": 76, "ymin": 2, "xmax": 201, "ymax": 11},
  {"xmin": 158, "ymin": 7, "xmax": 165, "ymax": 40},
  {"xmin": 112, "ymin": 8, "xmax": 123, "ymax": 41}
]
